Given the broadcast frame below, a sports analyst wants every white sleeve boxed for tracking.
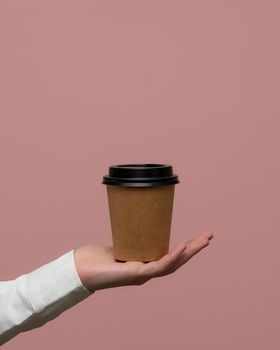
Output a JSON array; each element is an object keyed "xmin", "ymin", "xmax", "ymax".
[{"xmin": 0, "ymin": 249, "xmax": 93, "ymax": 346}]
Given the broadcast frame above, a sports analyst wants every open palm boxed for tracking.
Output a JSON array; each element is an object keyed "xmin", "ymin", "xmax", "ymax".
[{"xmin": 74, "ymin": 230, "xmax": 214, "ymax": 292}]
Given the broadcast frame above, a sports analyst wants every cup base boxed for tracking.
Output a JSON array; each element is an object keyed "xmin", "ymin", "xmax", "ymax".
[{"xmin": 114, "ymin": 254, "xmax": 164, "ymax": 263}]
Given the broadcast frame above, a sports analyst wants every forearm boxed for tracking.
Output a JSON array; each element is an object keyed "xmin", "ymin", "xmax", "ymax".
[{"xmin": 0, "ymin": 250, "xmax": 93, "ymax": 346}]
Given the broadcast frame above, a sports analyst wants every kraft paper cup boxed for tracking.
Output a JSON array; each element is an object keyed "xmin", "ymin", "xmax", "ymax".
[{"xmin": 102, "ymin": 164, "xmax": 180, "ymax": 262}]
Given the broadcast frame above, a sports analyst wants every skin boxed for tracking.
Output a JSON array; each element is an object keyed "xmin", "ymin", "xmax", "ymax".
[{"xmin": 74, "ymin": 229, "xmax": 214, "ymax": 293}]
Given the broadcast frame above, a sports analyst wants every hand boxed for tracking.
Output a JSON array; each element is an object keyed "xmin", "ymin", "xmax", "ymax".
[{"xmin": 74, "ymin": 230, "xmax": 214, "ymax": 293}]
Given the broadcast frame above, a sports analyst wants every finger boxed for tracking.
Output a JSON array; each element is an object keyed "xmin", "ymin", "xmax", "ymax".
[
  {"xmin": 141, "ymin": 242, "xmax": 186, "ymax": 278},
  {"xmin": 177, "ymin": 230, "xmax": 213, "ymax": 266},
  {"xmin": 190, "ymin": 229, "xmax": 214, "ymax": 242}
]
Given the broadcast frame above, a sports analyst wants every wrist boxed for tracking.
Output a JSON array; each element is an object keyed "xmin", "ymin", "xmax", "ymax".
[{"xmin": 73, "ymin": 248, "xmax": 95, "ymax": 293}]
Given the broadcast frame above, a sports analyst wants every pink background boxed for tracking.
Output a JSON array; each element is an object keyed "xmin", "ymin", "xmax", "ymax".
[{"xmin": 0, "ymin": 0, "xmax": 279, "ymax": 349}]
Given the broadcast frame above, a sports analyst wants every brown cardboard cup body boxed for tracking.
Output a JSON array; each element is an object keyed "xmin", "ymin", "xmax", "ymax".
[{"xmin": 106, "ymin": 184, "xmax": 175, "ymax": 262}]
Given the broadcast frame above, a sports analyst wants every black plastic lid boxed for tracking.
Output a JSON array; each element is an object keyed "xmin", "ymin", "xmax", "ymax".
[{"xmin": 102, "ymin": 163, "xmax": 180, "ymax": 187}]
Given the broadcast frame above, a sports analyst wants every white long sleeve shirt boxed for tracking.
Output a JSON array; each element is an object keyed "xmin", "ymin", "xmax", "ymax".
[{"xmin": 0, "ymin": 249, "xmax": 93, "ymax": 346}]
